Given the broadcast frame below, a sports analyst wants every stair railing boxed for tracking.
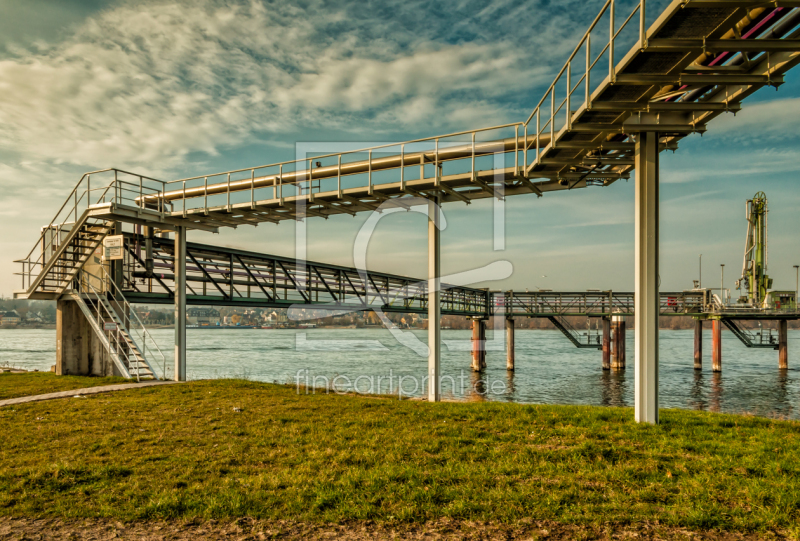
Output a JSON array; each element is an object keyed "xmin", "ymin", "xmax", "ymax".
[
  {"xmin": 82, "ymin": 267, "xmax": 167, "ymax": 380},
  {"xmin": 77, "ymin": 273, "xmax": 137, "ymax": 379},
  {"xmin": 15, "ymin": 169, "xmax": 166, "ymax": 292}
]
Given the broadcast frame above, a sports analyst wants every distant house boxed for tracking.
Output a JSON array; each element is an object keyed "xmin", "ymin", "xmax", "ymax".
[
  {"xmin": 187, "ymin": 307, "xmax": 221, "ymax": 325},
  {"xmin": 0, "ymin": 311, "xmax": 20, "ymax": 325}
]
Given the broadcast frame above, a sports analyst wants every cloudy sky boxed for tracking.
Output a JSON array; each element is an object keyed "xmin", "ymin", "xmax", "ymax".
[{"xmin": 1, "ymin": 0, "xmax": 799, "ymax": 298}]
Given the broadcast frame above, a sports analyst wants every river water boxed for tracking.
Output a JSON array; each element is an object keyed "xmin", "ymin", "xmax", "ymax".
[{"xmin": 2, "ymin": 327, "xmax": 798, "ymax": 419}]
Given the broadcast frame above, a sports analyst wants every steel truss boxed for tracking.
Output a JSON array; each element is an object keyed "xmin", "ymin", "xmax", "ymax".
[{"xmin": 120, "ymin": 234, "xmax": 489, "ymax": 317}]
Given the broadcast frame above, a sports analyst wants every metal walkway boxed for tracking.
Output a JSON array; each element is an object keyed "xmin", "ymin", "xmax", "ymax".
[{"xmin": 113, "ymin": 234, "xmax": 800, "ymax": 321}]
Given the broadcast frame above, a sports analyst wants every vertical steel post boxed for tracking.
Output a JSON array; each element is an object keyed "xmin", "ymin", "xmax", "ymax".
[
  {"xmin": 226, "ymin": 173, "xmax": 231, "ymax": 212},
  {"xmin": 712, "ymin": 319, "xmax": 722, "ymax": 372},
  {"xmin": 566, "ymin": 61, "xmax": 572, "ymax": 130},
  {"xmin": 779, "ymin": 319, "xmax": 788, "ymax": 370},
  {"xmin": 174, "ymin": 226, "xmax": 187, "ymax": 382},
  {"xmin": 399, "ymin": 145, "xmax": 404, "ymax": 191},
  {"xmin": 471, "ymin": 132, "xmax": 476, "ymax": 180},
  {"xmin": 640, "ymin": 0, "xmax": 646, "ymax": 49},
  {"xmin": 586, "ymin": 33, "xmax": 592, "ymax": 109},
  {"xmin": 514, "ymin": 125, "xmax": 519, "ymax": 176},
  {"xmin": 550, "ymin": 86, "xmax": 555, "ymax": 147},
  {"xmin": 368, "ymin": 150, "xmax": 373, "ymax": 194},
  {"xmin": 610, "ymin": 0, "xmax": 616, "ymax": 83},
  {"xmin": 536, "ymin": 109, "xmax": 540, "ymax": 163},
  {"xmin": 337, "ymin": 155, "xmax": 342, "ymax": 199},
  {"xmin": 634, "ymin": 131, "xmax": 659, "ymax": 424},
  {"xmin": 427, "ymin": 194, "xmax": 441, "ymax": 402},
  {"xmin": 251, "ymin": 169, "xmax": 255, "ymax": 209},
  {"xmin": 602, "ymin": 316, "xmax": 611, "ymax": 370},
  {"xmin": 694, "ymin": 319, "xmax": 703, "ymax": 370},
  {"xmin": 524, "ymin": 123, "xmax": 528, "ymax": 170},
  {"xmin": 506, "ymin": 318, "xmax": 515, "ymax": 371}
]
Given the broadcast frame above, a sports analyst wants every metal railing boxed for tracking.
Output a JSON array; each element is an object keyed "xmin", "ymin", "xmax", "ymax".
[
  {"xmin": 522, "ymin": 0, "xmax": 646, "ymax": 174},
  {"xmin": 82, "ymin": 267, "xmax": 167, "ymax": 380},
  {"xmin": 491, "ymin": 289, "xmax": 707, "ymax": 317},
  {"xmin": 15, "ymin": 169, "xmax": 168, "ymax": 292}
]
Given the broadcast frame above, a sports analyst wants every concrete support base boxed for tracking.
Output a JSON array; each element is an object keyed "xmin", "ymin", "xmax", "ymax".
[
  {"xmin": 779, "ymin": 320, "xmax": 788, "ymax": 370},
  {"xmin": 712, "ymin": 319, "xmax": 722, "ymax": 373},
  {"xmin": 506, "ymin": 318, "xmax": 515, "ymax": 371},
  {"xmin": 694, "ymin": 319, "xmax": 703, "ymax": 370},
  {"xmin": 56, "ymin": 299, "xmax": 121, "ymax": 377},
  {"xmin": 634, "ymin": 131, "xmax": 659, "ymax": 424},
  {"xmin": 602, "ymin": 317, "xmax": 611, "ymax": 370},
  {"xmin": 611, "ymin": 314, "xmax": 626, "ymax": 370}
]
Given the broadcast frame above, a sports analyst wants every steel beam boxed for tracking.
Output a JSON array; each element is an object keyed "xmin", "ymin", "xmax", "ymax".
[
  {"xmin": 647, "ymin": 39, "xmax": 800, "ymax": 53},
  {"xmin": 634, "ymin": 131, "xmax": 659, "ymax": 425},
  {"xmin": 174, "ymin": 226, "xmax": 187, "ymax": 382},
  {"xmin": 616, "ymin": 74, "xmax": 783, "ymax": 85},
  {"xmin": 588, "ymin": 101, "xmax": 741, "ymax": 112}
]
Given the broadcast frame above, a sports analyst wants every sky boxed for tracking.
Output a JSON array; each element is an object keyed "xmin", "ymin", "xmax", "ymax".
[{"xmin": 0, "ymin": 0, "xmax": 799, "ymax": 298}]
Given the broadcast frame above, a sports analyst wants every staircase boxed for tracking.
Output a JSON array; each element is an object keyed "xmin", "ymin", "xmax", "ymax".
[
  {"xmin": 18, "ymin": 212, "xmax": 114, "ymax": 299},
  {"xmin": 67, "ymin": 289, "xmax": 158, "ymax": 380},
  {"xmin": 547, "ymin": 316, "xmax": 602, "ymax": 350},
  {"xmin": 721, "ymin": 319, "xmax": 779, "ymax": 350}
]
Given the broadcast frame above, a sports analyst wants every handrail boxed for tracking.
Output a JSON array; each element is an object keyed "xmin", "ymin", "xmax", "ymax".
[
  {"xmin": 165, "ymin": 122, "xmax": 525, "ymax": 187},
  {"xmin": 83, "ymin": 266, "xmax": 167, "ymax": 380},
  {"xmin": 80, "ymin": 275, "xmax": 135, "ymax": 379}
]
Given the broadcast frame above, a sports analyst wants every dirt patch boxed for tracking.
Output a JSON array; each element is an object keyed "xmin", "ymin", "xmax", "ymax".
[{"xmin": 0, "ymin": 517, "xmax": 788, "ymax": 540}]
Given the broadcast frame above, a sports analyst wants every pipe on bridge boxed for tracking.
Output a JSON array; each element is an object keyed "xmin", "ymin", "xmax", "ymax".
[{"xmin": 143, "ymin": 135, "xmax": 552, "ymax": 205}]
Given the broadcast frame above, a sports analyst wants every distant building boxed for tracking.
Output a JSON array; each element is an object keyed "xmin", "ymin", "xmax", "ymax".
[
  {"xmin": 0, "ymin": 311, "xmax": 20, "ymax": 325},
  {"xmin": 187, "ymin": 307, "xmax": 221, "ymax": 325}
]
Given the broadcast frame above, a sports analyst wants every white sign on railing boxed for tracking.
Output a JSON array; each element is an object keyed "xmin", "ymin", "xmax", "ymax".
[{"xmin": 103, "ymin": 321, "xmax": 118, "ymax": 331}]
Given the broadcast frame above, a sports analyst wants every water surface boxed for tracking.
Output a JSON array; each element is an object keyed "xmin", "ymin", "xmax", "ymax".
[{"xmin": 2, "ymin": 327, "xmax": 797, "ymax": 419}]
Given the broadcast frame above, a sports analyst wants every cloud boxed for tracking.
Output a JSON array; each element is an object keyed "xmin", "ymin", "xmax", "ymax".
[
  {"xmin": 713, "ymin": 97, "xmax": 800, "ymax": 144},
  {"xmin": 0, "ymin": 0, "xmax": 573, "ymax": 175}
]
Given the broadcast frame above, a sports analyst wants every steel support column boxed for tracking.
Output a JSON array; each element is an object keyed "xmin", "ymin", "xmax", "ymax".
[
  {"xmin": 779, "ymin": 320, "xmax": 788, "ymax": 370},
  {"xmin": 174, "ymin": 226, "xmax": 187, "ymax": 382},
  {"xmin": 612, "ymin": 313, "xmax": 626, "ymax": 370},
  {"xmin": 634, "ymin": 131, "xmax": 659, "ymax": 424},
  {"xmin": 712, "ymin": 319, "xmax": 722, "ymax": 373},
  {"xmin": 506, "ymin": 318, "xmax": 515, "ymax": 371},
  {"xmin": 694, "ymin": 319, "xmax": 703, "ymax": 370},
  {"xmin": 427, "ymin": 196, "xmax": 441, "ymax": 402},
  {"xmin": 471, "ymin": 319, "xmax": 481, "ymax": 372}
]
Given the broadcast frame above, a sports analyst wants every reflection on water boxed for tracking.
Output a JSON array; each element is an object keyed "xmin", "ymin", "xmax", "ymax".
[
  {"xmin": 600, "ymin": 370, "xmax": 627, "ymax": 408},
  {"xmin": 1, "ymin": 328, "xmax": 798, "ymax": 419}
]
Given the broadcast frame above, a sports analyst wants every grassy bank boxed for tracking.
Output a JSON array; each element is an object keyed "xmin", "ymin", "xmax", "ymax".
[
  {"xmin": 0, "ymin": 372, "xmax": 128, "ymax": 400},
  {"xmin": 0, "ymin": 375, "xmax": 798, "ymax": 534}
]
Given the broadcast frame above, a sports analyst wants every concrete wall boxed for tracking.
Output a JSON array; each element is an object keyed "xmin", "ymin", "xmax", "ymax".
[{"xmin": 56, "ymin": 299, "xmax": 122, "ymax": 377}]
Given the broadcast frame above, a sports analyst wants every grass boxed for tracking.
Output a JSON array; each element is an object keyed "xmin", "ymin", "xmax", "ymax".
[
  {"xmin": 0, "ymin": 372, "xmax": 129, "ymax": 400},
  {"xmin": 0, "ymin": 374, "xmax": 799, "ymax": 534}
]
